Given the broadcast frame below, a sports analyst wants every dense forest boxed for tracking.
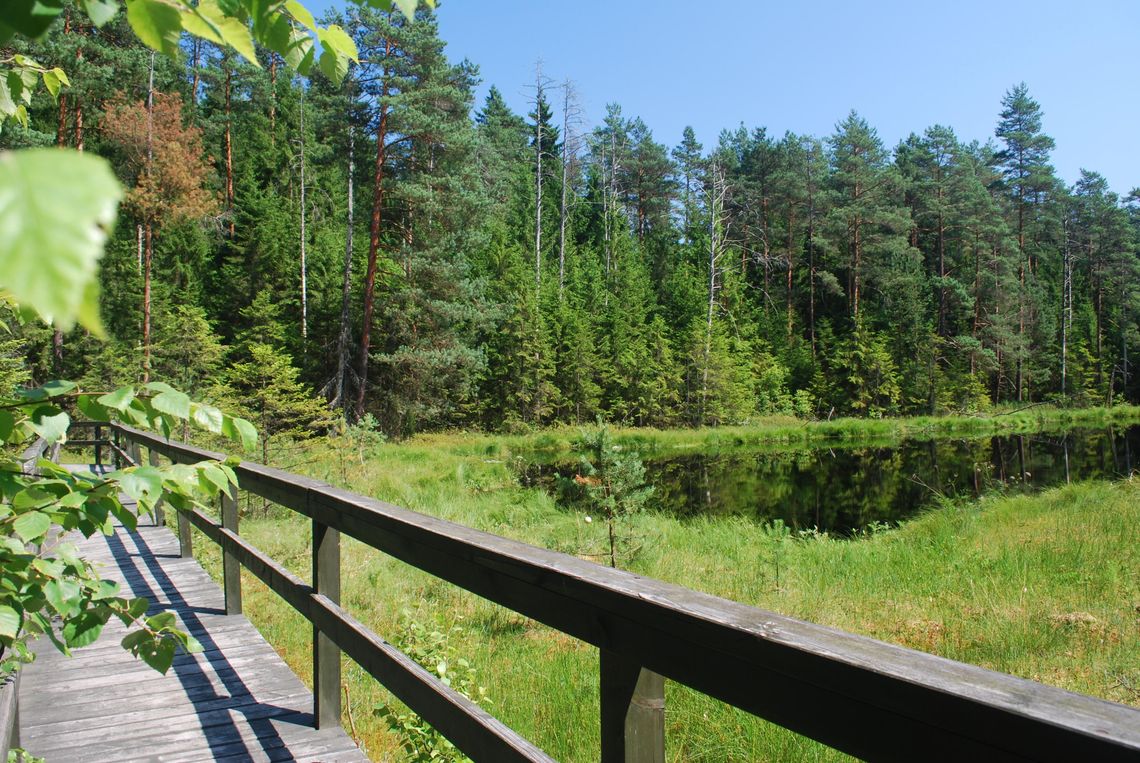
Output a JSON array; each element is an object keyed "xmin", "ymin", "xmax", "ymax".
[{"xmin": 5, "ymin": 6, "xmax": 1139, "ymax": 439}]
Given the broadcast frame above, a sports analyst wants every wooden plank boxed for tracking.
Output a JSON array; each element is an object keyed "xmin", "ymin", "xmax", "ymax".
[
  {"xmin": 148, "ymin": 448, "xmax": 165, "ymax": 526},
  {"xmin": 313, "ymin": 518, "xmax": 341, "ymax": 729},
  {"xmin": 181, "ymin": 507, "xmax": 554, "ymax": 762},
  {"xmin": 222, "ymin": 485, "xmax": 242, "ymax": 615},
  {"xmin": 600, "ymin": 650, "xmax": 665, "ymax": 763},
  {"xmin": 0, "ymin": 670, "xmax": 19, "ymax": 757},
  {"xmin": 19, "ymin": 517, "xmax": 365, "ymax": 763},
  {"xmin": 118, "ymin": 426, "xmax": 1140, "ymax": 762}
]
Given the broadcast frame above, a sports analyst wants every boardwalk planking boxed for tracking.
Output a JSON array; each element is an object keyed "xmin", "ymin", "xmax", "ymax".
[{"xmin": 19, "ymin": 479, "xmax": 369, "ymax": 763}]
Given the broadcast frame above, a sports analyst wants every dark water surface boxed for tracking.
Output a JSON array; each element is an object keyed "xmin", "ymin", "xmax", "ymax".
[{"xmin": 522, "ymin": 426, "xmax": 1140, "ymax": 535}]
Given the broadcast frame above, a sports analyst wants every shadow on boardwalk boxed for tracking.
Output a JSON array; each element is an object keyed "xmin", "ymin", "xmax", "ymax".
[{"xmin": 19, "ymin": 494, "xmax": 367, "ymax": 763}]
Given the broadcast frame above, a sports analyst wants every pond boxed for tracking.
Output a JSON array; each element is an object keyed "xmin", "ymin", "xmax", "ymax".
[{"xmin": 520, "ymin": 426, "xmax": 1140, "ymax": 535}]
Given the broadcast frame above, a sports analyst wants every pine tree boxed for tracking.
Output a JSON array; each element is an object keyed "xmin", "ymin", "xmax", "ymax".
[
  {"xmin": 101, "ymin": 90, "xmax": 215, "ymax": 382},
  {"xmin": 994, "ymin": 83, "xmax": 1060, "ymax": 401}
]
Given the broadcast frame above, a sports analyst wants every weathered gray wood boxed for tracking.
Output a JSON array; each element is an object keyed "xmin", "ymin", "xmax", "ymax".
[
  {"xmin": 221, "ymin": 484, "xmax": 241, "ymax": 615},
  {"xmin": 600, "ymin": 650, "xmax": 665, "ymax": 763},
  {"xmin": 312, "ymin": 519, "xmax": 341, "ymax": 730},
  {"xmin": 0, "ymin": 670, "xmax": 19, "ymax": 760},
  {"xmin": 117, "ymin": 425, "xmax": 1140, "ymax": 763},
  {"xmin": 179, "ymin": 506, "xmax": 554, "ymax": 761},
  {"xmin": 19, "ymin": 518, "xmax": 366, "ymax": 763},
  {"xmin": 147, "ymin": 448, "xmax": 165, "ymax": 526}
]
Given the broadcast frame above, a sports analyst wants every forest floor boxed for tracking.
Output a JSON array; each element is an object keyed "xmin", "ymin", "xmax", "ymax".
[{"xmin": 183, "ymin": 410, "xmax": 1140, "ymax": 762}]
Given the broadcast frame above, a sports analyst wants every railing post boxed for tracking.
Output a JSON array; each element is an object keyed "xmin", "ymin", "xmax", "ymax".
[
  {"xmin": 599, "ymin": 650, "xmax": 665, "ymax": 763},
  {"xmin": 221, "ymin": 485, "xmax": 241, "ymax": 615},
  {"xmin": 93, "ymin": 424, "xmax": 102, "ymax": 469},
  {"xmin": 147, "ymin": 448, "xmax": 165, "ymax": 527},
  {"xmin": 312, "ymin": 518, "xmax": 341, "ymax": 729}
]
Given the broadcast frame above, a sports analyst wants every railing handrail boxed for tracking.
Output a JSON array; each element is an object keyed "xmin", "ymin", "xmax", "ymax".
[{"xmin": 110, "ymin": 423, "xmax": 1140, "ymax": 762}]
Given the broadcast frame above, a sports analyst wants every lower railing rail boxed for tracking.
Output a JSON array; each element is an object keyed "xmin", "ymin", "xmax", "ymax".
[{"xmin": 86, "ymin": 423, "xmax": 1140, "ymax": 763}]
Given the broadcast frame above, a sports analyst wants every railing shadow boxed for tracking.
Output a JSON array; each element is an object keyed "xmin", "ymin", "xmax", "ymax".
[{"xmin": 101, "ymin": 521, "xmax": 313, "ymax": 760}]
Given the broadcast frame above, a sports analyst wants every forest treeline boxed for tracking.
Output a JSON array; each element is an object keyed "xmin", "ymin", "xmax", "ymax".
[{"xmin": 4, "ymin": 6, "xmax": 1139, "ymax": 439}]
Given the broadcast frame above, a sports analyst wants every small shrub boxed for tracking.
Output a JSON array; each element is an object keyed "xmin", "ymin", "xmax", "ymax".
[{"xmin": 374, "ymin": 613, "xmax": 490, "ymax": 762}]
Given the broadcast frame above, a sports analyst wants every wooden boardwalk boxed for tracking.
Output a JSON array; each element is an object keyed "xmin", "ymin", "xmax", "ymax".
[{"xmin": 19, "ymin": 490, "xmax": 369, "ymax": 762}]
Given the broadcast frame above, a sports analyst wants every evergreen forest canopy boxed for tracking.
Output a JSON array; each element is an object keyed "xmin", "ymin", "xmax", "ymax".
[{"xmin": 4, "ymin": 5, "xmax": 1140, "ymax": 439}]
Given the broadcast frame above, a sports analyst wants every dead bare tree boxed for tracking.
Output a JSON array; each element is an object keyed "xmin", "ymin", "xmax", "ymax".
[{"xmin": 558, "ymin": 79, "xmax": 583, "ymax": 297}]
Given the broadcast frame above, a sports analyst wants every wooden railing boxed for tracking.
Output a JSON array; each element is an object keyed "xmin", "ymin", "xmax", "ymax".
[{"xmin": 75, "ymin": 422, "xmax": 1140, "ymax": 762}]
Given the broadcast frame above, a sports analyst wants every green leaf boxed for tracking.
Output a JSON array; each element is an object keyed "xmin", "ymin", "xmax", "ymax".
[
  {"xmin": 146, "ymin": 611, "xmax": 176, "ymax": 631},
  {"xmin": 199, "ymin": 463, "xmax": 230, "ymax": 494},
  {"xmin": 192, "ymin": 0, "xmax": 258, "ymax": 65},
  {"xmin": 317, "ymin": 24, "xmax": 358, "ymax": 62},
  {"xmin": 190, "ymin": 403, "xmax": 223, "ymax": 433},
  {"xmin": 29, "ymin": 408, "xmax": 69, "ymax": 443},
  {"xmin": 317, "ymin": 48, "xmax": 348, "ymax": 84},
  {"xmin": 151, "ymin": 388, "xmax": 191, "ymax": 419},
  {"xmin": 0, "ymin": 411, "xmax": 14, "ymax": 440},
  {"xmin": 42, "ymin": 69, "xmax": 61, "ymax": 99},
  {"xmin": 97, "ymin": 385, "xmax": 136, "ymax": 411},
  {"xmin": 63, "ymin": 610, "xmax": 106, "ymax": 648},
  {"xmin": 178, "ymin": 7, "xmax": 223, "ymax": 44},
  {"xmin": 81, "ymin": 0, "xmax": 120, "ymax": 27},
  {"xmin": 0, "ymin": 605, "xmax": 20, "ymax": 639},
  {"xmin": 393, "ymin": 0, "xmax": 418, "ymax": 19},
  {"xmin": 278, "ymin": 25, "xmax": 314, "ymax": 74},
  {"xmin": 12, "ymin": 511, "xmax": 50, "ymax": 542},
  {"xmin": 183, "ymin": 632, "xmax": 204, "ymax": 653},
  {"xmin": 51, "ymin": 67, "xmax": 70, "ymax": 87},
  {"xmin": 12, "ymin": 510, "xmax": 50, "ymax": 540},
  {"xmin": 38, "ymin": 379, "xmax": 77, "ymax": 397},
  {"xmin": 2, "ymin": 0, "xmax": 67, "ymax": 39},
  {"xmin": 0, "ymin": 77, "xmax": 17, "ymax": 121},
  {"xmin": 114, "ymin": 466, "xmax": 164, "ymax": 504},
  {"xmin": 0, "ymin": 149, "xmax": 120, "ymax": 333},
  {"xmin": 222, "ymin": 415, "xmax": 257, "ymax": 451},
  {"xmin": 124, "ymin": 0, "xmax": 182, "ymax": 56},
  {"xmin": 284, "ymin": 0, "xmax": 315, "ymax": 30},
  {"xmin": 76, "ymin": 394, "xmax": 111, "ymax": 422},
  {"xmin": 140, "ymin": 636, "xmax": 176, "ymax": 673},
  {"xmin": 43, "ymin": 579, "xmax": 80, "ymax": 616}
]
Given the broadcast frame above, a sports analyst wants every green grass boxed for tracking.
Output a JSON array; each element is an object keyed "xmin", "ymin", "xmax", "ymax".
[
  {"xmin": 184, "ymin": 415, "xmax": 1140, "ymax": 762},
  {"xmin": 438, "ymin": 403, "xmax": 1140, "ymax": 460}
]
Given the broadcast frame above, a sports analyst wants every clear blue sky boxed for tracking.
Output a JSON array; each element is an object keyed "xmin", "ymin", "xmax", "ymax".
[{"xmin": 311, "ymin": 0, "xmax": 1140, "ymax": 194}]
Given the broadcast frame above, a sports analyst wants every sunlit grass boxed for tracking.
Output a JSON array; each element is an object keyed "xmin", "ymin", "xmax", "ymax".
[{"xmin": 186, "ymin": 416, "xmax": 1140, "ymax": 761}]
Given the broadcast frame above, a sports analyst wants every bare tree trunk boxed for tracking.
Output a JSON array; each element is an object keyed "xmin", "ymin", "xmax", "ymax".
[
  {"xmin": 806, "ymin": 143, "xmax": 817, "ymax": 359},
  {"xmin": 53, "ymin": 21, "xmax": 69, "ymax": 374},
  {"xmin": 225, "ymin": 62, "xmax": 235, "ymax": 238},
  {"xmin": 269, "ymin": 55, "xmax": 278, "ymax": 144},
  {"xmin": 785, "ymin": 209, "xmax": 795, "ymax": 342},
  {"xmin": 142, "ymin": 52, "xmax": 155, "ymax": 383},
  {"xmin": 143, "ymin": 222, "xmax": 153, "ymax": 383},
  {"xmin": 73, "ymin": 19, "xmax": 84, "ymax": 152},
  {"xmin": 1060, "ymin": 222, "xmax": 1070, "ymax": 397},
  {"xmin": 299, "ymin": 83, "xmax": 308, "ymax": 341},
  {"xmin": 558, "ymin": 81, "xmax": 577, "ymax": 298},
  {"xmin": 702, "ymin": 163, "xmax": 727, "ymax": 426},
  {"xmin": 533, "ymin": 68, "xmax": 544, "ymax": 295},
  {"xmin": 357, "ymin": 34, "xmax": 393, "ymax": 421},
  {"xmin": 334, "ymin": 115, "xmax": 356, "ymax": 412},
  {"xmin": 190, "ymin": 38, "xmax": 201, "ymax": 109}
]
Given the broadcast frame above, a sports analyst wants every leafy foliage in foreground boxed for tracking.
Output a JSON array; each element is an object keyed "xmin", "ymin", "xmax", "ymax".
[
  {"xmin": 373, "ymin": 613, "xmax": 489, "ymax": 763},
  {"xmin": 0, "ymin": 377, "xmax": 256, "ymax": 677}
]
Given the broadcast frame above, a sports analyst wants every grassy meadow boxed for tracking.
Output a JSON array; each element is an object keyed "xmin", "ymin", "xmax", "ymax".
[{"xmin": 181, "ymin": 411, "xmax": 1140, "ymax": 761}]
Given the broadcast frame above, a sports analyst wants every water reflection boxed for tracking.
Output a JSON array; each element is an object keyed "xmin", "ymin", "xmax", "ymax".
[{"xmin": 522, "ymin": 426, "xmax": 1139, "ymax": 535}]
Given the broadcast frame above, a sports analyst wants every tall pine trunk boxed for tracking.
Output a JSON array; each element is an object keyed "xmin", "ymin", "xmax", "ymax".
[
  {"xmin": 357, "ymin": 34, "xmax": 393, "ymax": 421},
  {"xmin": 299, "ymin": 84, "xmax": 308, "ymax": 341},
  {"xmin": 225, "ymin": 62, "xmax": 235, "ymax": 238},
  {"xmin": 533, "ymin": 73, "xmax": 543, "ymax": 294},
  {"xmin": 334, "ymin": 116, "xmax": 355, "ymax": 412},
  {"xmin": 142, "ymin": 53, "xmax": 155, "ymax": 383}
]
